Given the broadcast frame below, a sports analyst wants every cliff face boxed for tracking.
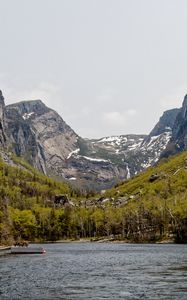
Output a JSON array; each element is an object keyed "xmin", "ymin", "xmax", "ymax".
[
  {"xmin": 0, "ymin": 90, "xmax": 6, "ymax": 146},
  {"xmin": 171, "ymin": 95, "xmax": 187, "ymax": 150},
  {"xmin": 162, "ymin": 94, "xmax": 187, "ymax": 157},
  {"xmin": 5, "ymin": 100, "xmax": 79, "ymax": 175}
]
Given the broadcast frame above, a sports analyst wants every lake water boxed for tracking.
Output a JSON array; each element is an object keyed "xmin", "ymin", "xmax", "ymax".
[{"xmin": 0, "ymin": 243, "xmax": 186, "ymax": 300}]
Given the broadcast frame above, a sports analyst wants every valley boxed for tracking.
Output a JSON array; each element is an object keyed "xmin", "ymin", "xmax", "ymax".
[{"xmin": 0, "ymin": 91, "xmax": 187, "ymax": 245}]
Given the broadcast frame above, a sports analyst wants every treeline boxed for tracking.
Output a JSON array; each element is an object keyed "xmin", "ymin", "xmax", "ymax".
[{"xmin": 4, "ymin": 192, "xmax": 186, "ymax": 244}]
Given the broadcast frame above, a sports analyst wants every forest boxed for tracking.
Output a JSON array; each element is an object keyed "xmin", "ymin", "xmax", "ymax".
[{"xmin": 0, "ymin": 151, "xmax": 187, "ymax": 245}]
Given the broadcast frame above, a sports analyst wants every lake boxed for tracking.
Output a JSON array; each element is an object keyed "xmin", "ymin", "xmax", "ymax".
[{"xmin": 0, "ymin": 243, "xmax": 186, "ymax": 299}]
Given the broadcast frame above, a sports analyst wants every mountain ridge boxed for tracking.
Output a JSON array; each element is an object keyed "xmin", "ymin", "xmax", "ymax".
[{"xmin": 1, "ymin": 90, "xmax": 186, "ymax": 190}]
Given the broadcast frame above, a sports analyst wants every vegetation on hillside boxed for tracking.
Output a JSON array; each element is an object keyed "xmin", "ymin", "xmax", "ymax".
[
  {"xmin": 0, "ymin": 156, "xmax": 76, "ymax": 244},
  {"xmin": 0, "ymin": 151, "xmax": 187, "ymax": 245}
]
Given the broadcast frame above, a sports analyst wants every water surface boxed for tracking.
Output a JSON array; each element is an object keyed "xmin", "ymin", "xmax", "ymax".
[{"xmin": 0, "ymin": 243, "xmax": 186, "ymax": 299}]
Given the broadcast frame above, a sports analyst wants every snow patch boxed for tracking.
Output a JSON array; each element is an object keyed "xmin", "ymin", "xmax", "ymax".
[
  {"xmin": 80, "ymin": 155, "xmax": 110, "ymax": 163},
  {"xmin": 22, "ymin": 112, "xmax": 34, "ymax": 120},
  {"xmin": 147, "ymin": 135, "xmax": 161, "ymax": 147},
  {"xmin": 98, "ymin": 136, "xmax": 127, "ymax": 145},
  {"xmin": 67, "ymin": 148, "xmax": 80, "ymax": 159},
  {"xmin": 69, "ymin": 177, "xmax": 77, "ymax": 181},
  {"xmin": 128, "ymin": 141, "xmax": 142, "ymax": 150},
  {"xmin": 145, "ymin": 132, "xmax": 171, "ymax": 151}
]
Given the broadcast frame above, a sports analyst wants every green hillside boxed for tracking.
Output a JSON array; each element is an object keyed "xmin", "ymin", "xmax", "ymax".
[
  {"xmin": 104, "ymin": 151, "xmax": 187, "ymax": 198},
  {"xmin": 100, "ymin": 151, "xmax": 187, "ymax": 242},
  {"xmin": 0, "ymin": 151, "xmax": 187, "ymax": 245},
  {"xmin": 0, "ymin": 154, "xmax": 78, "ymax": 245}
]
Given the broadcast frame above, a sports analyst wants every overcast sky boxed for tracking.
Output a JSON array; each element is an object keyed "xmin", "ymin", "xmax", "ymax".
[{"xmin": 0, "ymin": 0, "xmax": 187, "ymax": 138}]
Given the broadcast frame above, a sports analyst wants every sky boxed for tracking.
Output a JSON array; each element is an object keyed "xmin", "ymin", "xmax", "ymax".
[{"xmin": 1, "ymin": 0, "xmax": 187, "ymax": 138}]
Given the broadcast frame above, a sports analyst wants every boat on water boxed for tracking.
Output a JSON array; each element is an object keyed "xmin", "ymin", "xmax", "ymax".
[{"xmin": 11, "ymin": 246, "xmax": 46, "ymax": 254}]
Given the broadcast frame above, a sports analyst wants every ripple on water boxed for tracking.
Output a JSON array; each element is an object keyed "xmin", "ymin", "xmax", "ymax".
[{"xmin": 0, "ymin": 243, "xmax": 186, "ymax": 300}]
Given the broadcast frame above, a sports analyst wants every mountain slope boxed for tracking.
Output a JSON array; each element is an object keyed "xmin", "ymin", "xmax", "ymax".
[
  {"xmin": 149, "ymin": 108, "xmax": 179, "ymax": 137},
  {"xmin": 92, "ymin": 150, "xmax": 187, "ymax": 242},
  {"xmin": 166, "ymin": 94, "xmax": 187, "ymax": 154},
  {"xmin": 0, "ymin": 151, "xmax": 72, "ymax": 244}
]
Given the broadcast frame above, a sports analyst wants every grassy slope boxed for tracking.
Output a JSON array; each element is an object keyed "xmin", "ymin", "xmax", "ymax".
[
  {"xmin": 104, "ymin": 151, "xmax": 187, "ymax": 199},
  {"xmin": 95, "ymin": 151, "xmax": 187, "ymax": 242}
]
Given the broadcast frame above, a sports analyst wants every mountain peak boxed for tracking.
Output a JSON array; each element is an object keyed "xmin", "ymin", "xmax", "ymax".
[
  {"xmin": 6, "ymin": 99, "xmax": 50, "ymax": 117},
  {"xmin": 149, "ymin": 108, "xmax": 179, "ymax": 137},
  {"xmin": 0, "ymin": 90, "xmax": 5, "ymax": 105},
  {"xmin": 182, "ymin": 94, "xmax": 187, "ymax": 107}
]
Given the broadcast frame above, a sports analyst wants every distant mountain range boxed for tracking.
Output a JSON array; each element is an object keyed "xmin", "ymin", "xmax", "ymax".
[{"xmin": 0, "ymin": 90, "xmax": 186, "ymax": 190}]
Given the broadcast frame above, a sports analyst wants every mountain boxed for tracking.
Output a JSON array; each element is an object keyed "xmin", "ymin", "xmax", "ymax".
[
  {"xmin": 4, "ymin": 99, "xmax": 129, "ymax": 190},
  {"xmin": 5, "ymin": 100, "xmax": 79, "ymax": 175},
  {"xmin": 83, "ymin": 106, "xmax": 179, "ymax": 182},
  {"xmin": 0, "ymin": 90, "xmax": 185, "ymax": 190}
]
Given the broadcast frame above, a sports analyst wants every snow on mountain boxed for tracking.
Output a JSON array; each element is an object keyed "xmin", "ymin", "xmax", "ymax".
[
  {"xmin": 67, "ymin": 148, "xmax": 80, "ymax": 159},
  {"xmin": 92, "ymin": 135, "xmax": 146, "ymax": 154},
  {"xmin": 85, "ymin": 131, "xmax": 172, "ymax": 180},
  {"xmin": 78, "ymin": 155, "xmax": 110, "ymax": 163},
  {"xmin": 22, "ymin": 112, "xmax": 35, "ymax": 120},
  {"xmin": 3, "ymin": 89, "xmax": 180, "ymax": 191},
  {"xmin": 97, "ymin": 135, "xmax": 127, "ymax": 145}
]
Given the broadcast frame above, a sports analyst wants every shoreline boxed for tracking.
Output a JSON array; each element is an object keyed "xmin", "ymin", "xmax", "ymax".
[
  {"xmin": 2, "ymin": 237, "xmax": 185, "ymax": 247},
  {"xmin": 30, "ymin": 237, "xmax": 178, "ymax": 244}
]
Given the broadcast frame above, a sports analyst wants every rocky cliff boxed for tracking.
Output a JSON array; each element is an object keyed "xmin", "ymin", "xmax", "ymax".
[
  {"xmin": 171, "ymin": 94, "xmax": 187, "ymax": 150},
  {"xmin": 5, "ymin": 100, "xmax": 79, "ymax": 175},
  {"xmin": 162, "ymin": 94, "xmax": 187, "ymax": 157},
  {"xmin": 149, "ymin": 108, "xmax": 179, "ymax": 137},
  {"xmin": 0, "ymin": 90, "xmax": 6, "ymax": 146}
]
